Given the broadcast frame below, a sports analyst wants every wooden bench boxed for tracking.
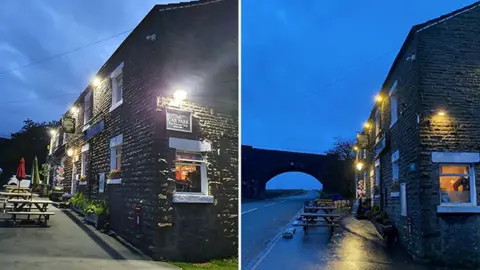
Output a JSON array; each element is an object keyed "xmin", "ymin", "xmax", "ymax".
[
  {"xmin": 296, "ymin": 212, "xmax": 341, "ymax": 235},
  {"xmin": 7, "ymin": 211, "xmax": 55, "ymax": 225}
]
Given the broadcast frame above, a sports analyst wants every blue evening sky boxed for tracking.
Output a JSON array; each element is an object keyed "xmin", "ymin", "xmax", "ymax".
[{"xmin": 242, "ymin": 0, "xmax": 477, "ymax": 189}]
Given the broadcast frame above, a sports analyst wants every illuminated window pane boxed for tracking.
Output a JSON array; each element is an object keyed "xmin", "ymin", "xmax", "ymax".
[
  {"xmin": 175, "ymin": 163, "xmax": 201, "ymax": 193},
  {"xmin": 440, "ymin": 176, "xmax": 470, "ymax": 203},
  {"xmin": 441, "ymin": 165, "xmax": 468, "ymax": 175}
]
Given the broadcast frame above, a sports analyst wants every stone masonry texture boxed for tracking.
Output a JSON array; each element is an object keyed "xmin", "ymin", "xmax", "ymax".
[
  {"xmin": 355, "ymin": 2, "xmax": 480, "ymax": 268},
  {"xmin": 48, "ymin": 0, "xmax": 238, "ymax": 263}
]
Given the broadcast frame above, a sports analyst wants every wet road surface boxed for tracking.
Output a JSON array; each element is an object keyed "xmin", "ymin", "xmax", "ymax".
[
  {"xmin": 242, "ymin": 191, "xmax": 438, "ymax": 270},
  {"xmin": 241, "ymin": 191, "xmax": 319, "ymax": 268}
]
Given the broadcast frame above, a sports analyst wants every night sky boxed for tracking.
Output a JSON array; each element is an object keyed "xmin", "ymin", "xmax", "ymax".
[
  {"xmin": 242, "ymin": 0, "xmax": 477, "ymax": 189},
  {"xmin": 0, "ymin": 0, "xmax": 189, "ymax": 137}
]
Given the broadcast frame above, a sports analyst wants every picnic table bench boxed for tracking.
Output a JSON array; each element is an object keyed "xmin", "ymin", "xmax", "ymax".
[
  {"xmin": 5, "ymin": 199, "xmax": 55, "ymax": 225},
  {"xmin": 295, "ymin": 200, "xmax": 342, "ymax": 235}
]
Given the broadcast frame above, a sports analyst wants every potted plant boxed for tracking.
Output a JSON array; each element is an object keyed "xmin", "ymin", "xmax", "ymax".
[
  {"xmin": 69, "ymin": 193, "xmax": 86, "ymax": 215},
  {"xmin": 108, "ymin": 169, "xmax": 121, "ymax": 179},
  {"xmin": 371, "ymin": 211, "xmax": 398, "ymax": 246},
  {"xmin": 83, "ymin": 200, "xmax": 109, "ymax": 229}
]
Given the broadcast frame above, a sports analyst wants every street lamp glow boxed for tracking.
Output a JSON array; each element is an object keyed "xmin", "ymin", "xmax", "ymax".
[
  {"xmin": 437, "ymin": 110, "xmax": 446, "ymax": 116},
  {"xmin": 92, "ymin": 77, "xmax": 101, "ymax": 87},
  {"xmin": 67, "ymin": 148, "xmax": 74, "ymax": 157},
  {"xmin": 173, "ymin": 90, "xmax": 187, "ymax": 102},
  {"xmin": 356, "ymin": 162, "xmax": 364, "ymax": 171}
]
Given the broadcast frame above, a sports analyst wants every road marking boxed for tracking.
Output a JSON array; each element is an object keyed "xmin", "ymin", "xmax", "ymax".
[
  {"xmin": 264, "ymin": 203, "xmax": 276, "ymax": 207},
  {"xmin": 242, "ymin": 208, "xmax": 258, "ymax": 215},
  {"xmin": 246, "ymin": 207, "xmax": 304, "ymax": 270}
]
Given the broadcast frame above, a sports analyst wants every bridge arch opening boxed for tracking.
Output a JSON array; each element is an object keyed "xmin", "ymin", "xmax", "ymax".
[{"xmin": 266, "ymin": 172, "xmax": 323, "ymax": 194}]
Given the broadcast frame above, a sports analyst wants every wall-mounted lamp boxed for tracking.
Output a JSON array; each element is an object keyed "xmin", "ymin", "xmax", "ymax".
[
  {"xmin": 375, "ymin": 94, "xmax": 383, "ymax": 103},
  {"xmin": 353, "ymin": 146, "xmax": 359, "ymax": 151},
  {"xmin": 364, "ymin": 122, "xmax": 372, "ymax": 129},
  {"xmin": 437, "ymin": 110, "xmax": 446, "ymax": 116},
  {"xmin": 67, "ymin": 148, "xmax": 74, "ymax": 157},
  {"xmin": 92, "ymin": 77, "xmax": 101, "ymax": 87},
  {"xmin": 49, "ymin": 129, "xmax": 57, "ymax": 137},
  {"xmin": 356, "ymin": 162, "xmax": 364, "ymax": 171},
  {"xmin": 173, "ymin": 90, "xmax": 187, "ymax": 102},
  {"xmin": 70, "ymin": 106, "xmax": 79, "ymax": 115}
]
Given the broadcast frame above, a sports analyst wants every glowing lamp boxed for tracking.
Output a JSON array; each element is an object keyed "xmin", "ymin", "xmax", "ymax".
[
  {"xmin": 356, "ymin": 162, "xmax": 364, "ymax": 171},
  {"xmin": 49, "ymin": 129, "xmax": 57, "ymax": 136},
  {"xmin": 437, "ymin": 110, "xmax": 446, "ymax": 116},
  {"xmin": 353, "ymin": 146, "xmax": 359, "ymax": 151},
  {"xmin": 67, "ymin": 148, "xmax": 74, "ymax": 157},
  {"xmin": 173, "ymin": 90, "xmax": 187, "ymax": 102},
  {"xmin": 70, "ymin": 106, "xmax": 78, "ymax": 114},
  {"xmin": 375, "ymin": 94, "xmax": 383, "ymax": 102},
  {"xmin": 364, "ymin": 122, "xmax": 372, "ymax": 129},
  {"xmin": 92, "ymin": 77, "xmax": 101, "ymax": 87}
]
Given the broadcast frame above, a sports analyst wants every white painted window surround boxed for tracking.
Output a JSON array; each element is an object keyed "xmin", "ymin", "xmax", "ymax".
[
  {"xmin": 389, "ymin": 81, "xmax": 398, "ymax": 128},
  {"xmin": 84, "ymin": 91, "xmax": 93, "ymax": 126},
  {"xmin": 80, "ymin": 143, "xmax": 89, "ymax": 177},
  {"xmin": 374, "ymin": 159, "xmax": 381, "ymax": 186},
  {"xmin": 392, "ymin": 150, "xmax": 400, "ymax": 182},
  {"xmin": 432, "ymin": 152, "xmax": 480, "ymax": 213},
  {"xmin": 400, "ymin": 183, "xmax": 407, "ymax": 216},
  {"xmin": 109, "ymin": 62, "xmax": 124, "ymax": 112},
  {"xmin": 108, "ymin": 134, "xmax": 123, "ymax": 185},
  {"xmin": 169, "ymin": 137, "xmax": 213, "ymax": 204}
]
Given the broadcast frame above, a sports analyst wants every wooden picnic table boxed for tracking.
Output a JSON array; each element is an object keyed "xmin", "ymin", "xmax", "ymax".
[
  {"xmin": 6, "ymin": 199, "xmax": 55, "ymax": 225},
  {"xmin": 0, "ymin": 192, "xmax": 33, "ymax": 199},
  {"xmin": 4, "ymin": 186, "xmax": 30, "ymax": 193}
]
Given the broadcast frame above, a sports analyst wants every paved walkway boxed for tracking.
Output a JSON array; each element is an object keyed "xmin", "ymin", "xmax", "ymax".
[
  {"xmin": 0, "ymin": 205, "xmax": 178, "ymax": 270},
  {"xmin": 253, "ymin": 213, "xmax": 436, "ymax": 270}
]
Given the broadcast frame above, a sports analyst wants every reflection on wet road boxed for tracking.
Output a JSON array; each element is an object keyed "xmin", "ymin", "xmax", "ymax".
[{"xmin": 242, "ymin": 191, "xmax": 434, "ymax": 270}]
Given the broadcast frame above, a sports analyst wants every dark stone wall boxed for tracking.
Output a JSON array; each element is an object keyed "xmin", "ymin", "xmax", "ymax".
[
  {"xmin": 416, "ymin": 6, "xmax": 480, "ymax": 267},
  {"xmin": 47, "ymin": 0, "xmax": 238, "ymax": 263}
]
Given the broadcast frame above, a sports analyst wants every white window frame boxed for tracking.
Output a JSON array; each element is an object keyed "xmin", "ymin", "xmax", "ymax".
[
  {"xmin": 174, "ymin": 152, "xmax": 208, "ymax": 195},
  {"xmin": 169, "ymin": 137, "xmax": 213, "ymax": 203},
  {"xmin": 370, "ymin": 168, "xmax": 375, "ymax": 205},
  {"xmin": 389, "ymin": 80, "xmax": 398, "ymax": 128},
  {"xmin": 109, "ymin": 134, "xmax": 123, "ymax": 182},
  {"xmin": 109, "ymin": 62, "xmax": 124, "ymax": 112},
  {"xmin": 433, "ymin": 152, "xmax": 480, "ymax": 213},
  {"xmin": 375, "ymin": 159, "xmax": 381, "ymax": 186},
  {"xmin": 54, "ymin": 132, "xmax": 60, "ymax": 149},
  {"xmin": 438, "ymin": 163, "xmax": 475, "ymax": 206},
  {"xmin": 83, "ymin": 91, "xmax": 93, "ymax": 128},
  {"xmin": 80, "ymin": 143, "xmax": 89, "ymax": 177},
  {"xmin": 392, "ymin": 150, "xmax": 399, "ymax": 182},
  {"xmin": 49, "ymin": 137, "xmax": 54, "ymax": 155},
  {"xmin": 62, "ymin": 132, "xmax": 67, "ymax": 145},
  {"xmin": 400, "ymin": 183, "xmax": 407, "ymax": 216}
]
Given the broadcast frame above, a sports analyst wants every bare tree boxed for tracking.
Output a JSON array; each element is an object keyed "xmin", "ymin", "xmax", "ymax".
[{"xmin": 325, "ymin": 137, "xmax": 356, "ymax": 161}]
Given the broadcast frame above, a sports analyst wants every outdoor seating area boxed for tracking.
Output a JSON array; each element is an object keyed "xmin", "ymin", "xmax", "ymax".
[
  {"xmin": 0, "ymin": 157, "xmax": 56, "ymax": 226},
  {"xmin": 292, "ymin": 198, "xmax": 345, "ymax": 235}
]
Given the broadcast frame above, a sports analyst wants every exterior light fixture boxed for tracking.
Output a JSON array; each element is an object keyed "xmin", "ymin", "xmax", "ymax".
[
  {"xmin": 67, "ymin": 148, "xmax": 74, "ymax": 157},
  {"xmin": 49, "ymin": 129, "xmax": 57, "ymax": 136},
  {"xmin": 92, "ymin": 77, "xmax": 101, "ymax": 87},
  {"xmin": 70, "ymin": 106, "xmax": 78, "ymax": 114},
  {"xmin": 364, "ymin": 122, "xmax": 372, "ymax": 129},
  {"xmin": 173, "ymin": 90, "xmax": 187, "ymax": 102},
  {"xmin": 375, "ymin": 94, "xmax": 383, "ymax": 102},
  {"xmin": 356, "ymin": 162, "xmax": 364, "ymax": 171},
  {"xmin": 353, "ymin": 146, "xmax": 359, "ymax": 151},
  {"xmin": 437, "ymin": 110, "xmax": 446, "ymax": 116}
]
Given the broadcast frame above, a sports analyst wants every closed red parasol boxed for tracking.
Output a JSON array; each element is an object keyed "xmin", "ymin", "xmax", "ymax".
[{"xmin": 16, "ymin": 157, "xmax": 26, "ymax": 180}]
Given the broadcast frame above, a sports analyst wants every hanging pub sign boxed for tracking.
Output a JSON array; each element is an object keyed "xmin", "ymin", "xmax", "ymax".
[
  {"xmin": 357, "ymin": 134, "xmax": 368, "ymax": 148},
  {"xmin": 62, "ymin": 117, "xmax": 76, "ymax": 133},
  {"xmin": 166, "ymin": 108, "xmax": 192, "ymax": 133},
  {"xmin": 84, "ymin": 120, "xmax": 105, "ymax": 141}
]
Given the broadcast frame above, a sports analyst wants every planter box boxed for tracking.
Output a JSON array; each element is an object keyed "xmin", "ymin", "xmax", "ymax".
[
  {"xmin": 84, "ymin": 213, "xmax": 106, "ymax": 229},
  {"xmin": 372, "ymin": 221, "xmax": 398, "ymax": 245},
  {"xmin": 390, "ymin": 192, "xmax": 400, "ymax": 197},
  {"xmin": 71, "ymin": 205, "xmax": 84, "ymax": 216},
  {"xmin": 107, "ymin": 178, "xmax": 122, "ymax": 185},
  {"xmin": 79, "ymin": 181, "xmax": 87, "ymax": 186}
]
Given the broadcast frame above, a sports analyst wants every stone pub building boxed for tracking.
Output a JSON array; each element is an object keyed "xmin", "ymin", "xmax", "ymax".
[
  {"xmin": 47, "ymin": 0, "xmax": 238, "ymax": 262},
  {"xmin": 353, "ymin": 2, "xmax": 480, "ymax": 267}
]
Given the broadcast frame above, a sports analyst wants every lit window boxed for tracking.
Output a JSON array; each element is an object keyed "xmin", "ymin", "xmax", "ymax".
[
  {"xmin": 84, "ymin": 91, "xmax": 93, "ymax": 124},
  {"xmin": 392, "ymin": 150, "xmax": 399, "ymax": 182},
  {"xmin": 109, "ymin": 134, "xmax": 123, "ymax": 172},
  {"xmin": 110, "ymin": 62, "xmax": 124, "ymax": 111},
  {"xmin": 389, "ymin": 81, "xmax": 398, "ymax": 127},
  {"xmin": 175, "ymin": 151, "xmax": 207, "ymax": 194},
  {"xmin": 439, "ymin": 165, "xmax": 475, "ymax": 204}
]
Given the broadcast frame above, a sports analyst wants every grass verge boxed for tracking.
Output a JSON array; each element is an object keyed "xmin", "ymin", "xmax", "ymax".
[{"xmin": 171, "ymin": 258, "xmax": 238, "ymax": 270}]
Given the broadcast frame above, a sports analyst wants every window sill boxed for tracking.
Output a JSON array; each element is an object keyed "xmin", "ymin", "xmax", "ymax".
[
  {"xmin": 107, "ymin": 178, "xmax": 122, "ymax": 185},
  {"xmin": 173, "ymin": 193, "xmax": 214, "ymax": 204},
  {"xmin": 437, "ymin": 205, "xmax": 480, "ymax": 214},
  {"xmin": 79, "ymin": 182, "xmax": 87, "ymax": 186},
  {"xmin": 390, "ymin": 192, "xmax": 400, "ymax": 197},
  {"xmin": 109, "ymin": 99, "xmax": 123, "ymax": 112},
  {"xmin": 374, "ymin": 194, "xmax": 380, "ymax": 198}
]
